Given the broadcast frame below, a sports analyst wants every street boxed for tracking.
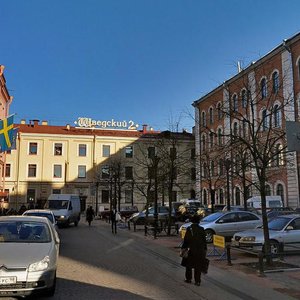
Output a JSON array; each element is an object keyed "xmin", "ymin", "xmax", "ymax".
[{"xmin": 3, "ymin": 219, "xmax": 298, "ymax": 300}]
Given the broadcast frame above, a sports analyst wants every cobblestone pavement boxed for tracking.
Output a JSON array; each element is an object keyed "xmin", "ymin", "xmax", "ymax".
[{"xmin": 2, "ymin": 218, "xmax": 300, "ymax": 300}]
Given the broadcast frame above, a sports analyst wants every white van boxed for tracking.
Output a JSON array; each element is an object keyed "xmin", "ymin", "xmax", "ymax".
[
  {"xmin": 247, "ymin": 196, "xmax": 283, "ymax": 210},
  {"xmin": 44, "ymin": 194, "xmax": 81, "ymax": 227}
]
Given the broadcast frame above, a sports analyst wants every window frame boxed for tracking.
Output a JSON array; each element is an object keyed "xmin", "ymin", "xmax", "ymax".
[{"xmin": 29, "ymin": 142, "xmax": 38, "ymax": 155}]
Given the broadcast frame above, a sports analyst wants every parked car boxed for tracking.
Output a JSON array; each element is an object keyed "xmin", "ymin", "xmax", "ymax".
[
  {"xmin": 22, "ymin": 209, "xmax": 57, "ymax": 229},
  {"xmin": 0, "ymin": 215, "xmax": 60, "ymax": 297},
  {"xmin": 222, "ymin": 205, "xmax": 261, "ymax": 215},
  {"xmin": 267, "ymin": 207, "xmax": 296, "ymax": 220},
  {"xmin": 179, "ymin": 211, "xmax": 262, "ymax": 243},
  {"xmin": 128, "ymin": 206, "xmax": 175, "ymax": 225},
  {"xmin": 232, "ymin": 214, "xmax": 300, "ymax": 254}
]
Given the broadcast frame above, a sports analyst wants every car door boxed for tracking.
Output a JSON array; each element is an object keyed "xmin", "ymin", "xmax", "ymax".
[
  {"xmin": 237, "ymin": 212, "xmax": 262, "ymax": 232},
  {"xmin": 214, "ymin": 212, "xmax": 239, "ymax": 236},
  {"xmin": 282, "ymin": 217, "xmax": 300, "ymax": 247}
]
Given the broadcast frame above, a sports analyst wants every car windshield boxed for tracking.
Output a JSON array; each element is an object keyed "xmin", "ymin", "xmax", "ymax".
[
  {"xmin": 24, "ymin": 212, "xmax": 54, "ymax": 224},
  {"xmin": 201, "ymin": 212, "xmax": 223, "ymax": 222},
  {"xmin": 0, "ymin": 221, "xmax": 51, "ymax": 243},
  {"xmin": 46, "ymin": 200, "xmax": 69, "ymax": 210},
  {"xmin": 268, "ymin": 217, "xmax": 291, "ymax": 231}
]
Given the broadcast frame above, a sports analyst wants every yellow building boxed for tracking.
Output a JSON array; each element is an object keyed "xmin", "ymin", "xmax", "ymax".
[{"xmin": 5, "ymin": 118, "xmax": 195, "ymax": 213}]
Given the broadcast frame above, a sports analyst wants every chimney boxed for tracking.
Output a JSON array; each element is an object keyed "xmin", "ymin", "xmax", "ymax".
[
  {"xmin": 21, "ymin": 119, "xmax": 26, "ymax": 125},
  {"xmin": 30, "ymin": 119, "xmax": 39, "ymax": 127},
  {"xmin": 41, "ymin": 120, "xmax": 48, "ymax": 126},
  {"xmin": 66, "ymin": 124, "xmax": 70, "ymax": 130},
  {"xmin": 142, "ymin": 124, "xmax": 148, "ymax": 133}
]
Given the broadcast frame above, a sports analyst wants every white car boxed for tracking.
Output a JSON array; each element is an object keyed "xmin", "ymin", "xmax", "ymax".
[
  {"xmin": 232, "ymin": 214, "xmax": 300, "ymax": 254},
  {"xmin": 0, "ymin": 215, "xmax": 60, "ymax": 297},
  {"xmin": 22, "ymin": 209, "xmax": 57, "ymax": 229}
]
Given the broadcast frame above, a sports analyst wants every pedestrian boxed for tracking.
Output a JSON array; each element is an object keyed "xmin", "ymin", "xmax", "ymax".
[
  {"xmin": 86, "ymin": 205, "xmax": 95, "ymax": 226},
  {"xmin": 181, "ymin": 214, "xmax": 207, "ymax": 286},
  {"xmin": 110, "ymin": 208, "xmax": 117, "ymax": 234}
]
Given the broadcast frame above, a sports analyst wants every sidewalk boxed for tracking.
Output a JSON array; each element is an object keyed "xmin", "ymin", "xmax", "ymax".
[{"xmin": 117, "ymin": 221, "xmax": 300, "ymax": 300}]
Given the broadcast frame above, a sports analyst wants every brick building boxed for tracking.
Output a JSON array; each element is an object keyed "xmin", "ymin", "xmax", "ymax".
[{"xmin": 193, "ymin": 32, "xmax": 300, "ymax": 208}]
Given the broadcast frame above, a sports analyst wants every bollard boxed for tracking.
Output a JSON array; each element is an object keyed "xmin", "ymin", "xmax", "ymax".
[
  {"xmin": 257, "ymin": 252, "xmax": 265, "ymax": 277},
  {"xmin": 226, "ymin": 245, "xmax": 232, "ymax": 266}
]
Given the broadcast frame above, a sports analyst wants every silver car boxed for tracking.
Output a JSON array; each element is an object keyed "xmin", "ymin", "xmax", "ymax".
[
  {"xmin": 22, "ymin": 209, "xmax": 58, "ymax": 230},
  {"xmin": 232, "ymin": 214, "xmax": 300, "ymax": 254},
  {"xmin": 0, "ymin": 215, "xmax": 60, "ymax": 297},
  {"xmin": 179, "ymin": 211, "xmax": 262, "ymax": 243}
]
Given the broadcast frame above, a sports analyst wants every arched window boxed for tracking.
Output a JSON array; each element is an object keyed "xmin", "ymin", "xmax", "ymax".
[
  {"xmin": 218, "ymin": 128, "xmax": 222, "ymax": 145},
  {"xmin": 203, "ymin": 162, "xmax": 207, "ymax": 178},
  {"xmin": 265, "ymin": 185, "xmax": 271, "ymax": 196},
  {"xmin": 209, "ymin": 132, "xmax": 214, "ymax": 148},
  {"xmin": 272, "ymin": 71, "xmax": 279, "ymax": 93},
  {"xmin": 261, "ymin": 78, "xmax": 267, "ymax": 98},
  {"xmin": 276, "ymin": 184, "xmax": 284, "ymax": 200},
  {"xmin": 274, "ymin": 104, "xmax": 281, "ymax": 127},
  {"xmin": 210, "ymin": 160, "xmax": 215, "ymax": 176},
  {"xmin": 217, "ymin": 102, "xmax": 222, "ymax": 120},
  {"xmin": 241, "ymin": 89, "xmax": 247, "ymax": 108},
  {"xmin": 235, "ymin": 187, "xmax": 241, "ymax": 205},
  {"xmin": 233, "ymin": 122, "xmax": 238, "ymax": 137},
  {"xmin": 262, "ymin": 109, "xmax": 268, "ymax": 131},
  {"xmin": 232, "ymin": 94, "xmax": 238, "ymax": 111},
  {"xmin": 203, "ymin": 189, "xmax": 207, "ymax": 205},
  {"xmin": 202, "ymin": 134, "xmax": 206, "ymax": 152},
  {"xmin": 209, "ymin": 107, "xmax": 214, "ymax": 124},
  {"xmin": 219, "ymin": 189, "xmax": 224, "ymax": 204},
  {"xmin": 275, "ymin": 144, "xmax": 284, "ymax": 166},
  {"xmin": 242, "ymin": 119, "xmax": 247, "ymax": 137},
  {"xmin": 202, "ymin": 111, "xmax": 206, "ymax": 127}
]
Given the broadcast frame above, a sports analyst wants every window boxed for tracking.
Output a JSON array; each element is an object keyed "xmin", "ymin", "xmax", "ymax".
[
  {"xmin": 53, "ymin": 164, "xmax": 62, "ymax": 178},
  {"xmin": 52, "ymin": 189, "xmax": 61, "ymax": 194},
  {"xmin": 125, "ymin": 166, "xmax": 133, "ymax": 180},
  {"xmin": 202, "ymin": 111, "xmax": 206, "ymax": 127},
  {"xmin": 276, "ymin": 184, "xmax": 284, "ymax": 199},
  {"xmin": 191, "ymin": 168, "xmax": 196, "ymax": 180},
  {"xmin": 262, "ymin": 109, "xmax": 268, "ymax": 131},
  {"xmin": 125, "ymin": 146, "xmax": 133, "ymax": 158},
  {"xmin": 274, "ymin": 104, "xmax": 281, "ymax": 127},
  {"xmin": 241, "ymin": 89, "xmax": 247, "ymax": 108},
  {"xmin": 101, "ymin": 165, "xmax": 110, "ymax": 179},
  {"xmin": 265, "ymin": 185, "xmax": 271, "ymax": 196},
  {"xmin": 27, "ymin": 189, "xmax": 36, "ymax": 203},
  {"xmin": 209, "ymin": 107, "xmax": 214, "ymax": 124},
  {"xmin": 235, "ymin": 187, "xmax": 241, "ymax": 205},
  {"xmin": 202, "ymin": 135, "xmax": 206, "ymax": 151},
  {"xmin": 232, "ymin": 94, "xmax": 238, "ymax": 111},
  {"xmin": 210, "ymin": 161, "xmax": 215, "ymax": 176},
  {"xmin": 217, "ymin": 103, "xmax": 223, "ymax": 120},
  {"xmin": 148, "ymin": 147, "xmax": 156, "ymax": 159},
  {"xmin": 272, "ymin": 71, "xmax": 279, "ymax": 93},
  {"xmin": 102, "ymin": 145, "xmax": 110, "ymax": 157},
  {"xmin": 191, "ymin": 148, "xmax": 196, "ymax": 159},
  {"xmin": 209, "ymin": 132, "xmax": 214, "ymax": 148},
  {"xmin": 54, "ymin": 143, "xmax": 62, "ymax": 156},
  {"xmin": 125, "ymin": 189, "xmax": 132, "ymax": 204},
  {"xmin": 29, "ymin": 142, "xmax": 37, "ymax": 155},
  {"xmin": 79, "ymin": 144, "xmax": 87, "ymax": 157},
  {"xmin": 261, "ymin": 78, "xmax": 267, "ymax": 98},
  {"xmin": 28, "ymin": 164, "xmax": 37, "ymax": 177},
  {"xmin": 102, "ymin": 190, "xmax": 110, "ymax": 203},
  {"xmin": 233, "ymin": 122, "xmax": 238, "ymax": 137},
  {"xmin": 78, "ymin": 165, "xmax": 86, "ymax": 178},
  {"xmin": 5, "ymin": 164, "xmax": 11, "ymax": 177},
  {"xmin": 219, "ymin": 159, "xmax": 224, "ymax": 176},
  {"xmin": 275, "ymin": 144, "xmax": 284, "ymax": 166},
  {"xmin": 218, "ymin": 128, "xmax": 222, "ymax": 146}
]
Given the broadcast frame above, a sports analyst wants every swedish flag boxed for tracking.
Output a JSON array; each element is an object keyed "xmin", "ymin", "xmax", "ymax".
[{"xmin": 0, "ymin": 115, "xmax": 17, "ymax": 152}]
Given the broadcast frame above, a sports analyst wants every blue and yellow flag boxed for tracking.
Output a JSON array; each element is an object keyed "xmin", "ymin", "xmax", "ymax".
[{"xmin": 0, "ymin": 115, "xmax": 17, "ymax": 152}]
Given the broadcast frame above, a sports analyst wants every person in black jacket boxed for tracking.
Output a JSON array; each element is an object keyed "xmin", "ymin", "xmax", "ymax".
[
  {"xmin": 181, "ymin": 214, "xmax": 207, "ymax": 286},
  {"xmin": 86, "ymin": 206, "xmax": 95, "ymax": 226}
]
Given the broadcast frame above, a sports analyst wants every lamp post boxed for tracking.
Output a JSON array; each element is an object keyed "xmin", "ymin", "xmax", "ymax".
[{"xmin": 224, "ymin": 159, "xmax": 231, "ymax": 211}]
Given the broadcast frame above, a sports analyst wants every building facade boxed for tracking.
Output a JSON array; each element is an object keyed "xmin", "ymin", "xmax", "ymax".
[
  {"xmin": 5, "ymin": 119, "xmax": 195, "ymax": 212},
  {"xmin": 0, "ymin": 65, "xmax": 13, "ymax": 208},
  {"xmin": 193, "ymin": 32, "xmax": 300, "ymax": 209}
]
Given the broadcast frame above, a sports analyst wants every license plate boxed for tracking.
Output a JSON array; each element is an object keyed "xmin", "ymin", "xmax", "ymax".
[{"xmin": 0, "ymin": 276, "xmax": 17, "ymax": 285}]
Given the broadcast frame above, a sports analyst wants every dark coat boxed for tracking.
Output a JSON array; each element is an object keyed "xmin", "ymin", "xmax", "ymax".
[
  {"xmin": 86, "ymin": 207, "xmax": 95, "ymax": 222},
  {"xmin": 181, "ymin": 223, "xmax": 207, "ymax": 270}
]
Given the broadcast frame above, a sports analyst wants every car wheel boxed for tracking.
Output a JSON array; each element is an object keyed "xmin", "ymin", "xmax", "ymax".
[
  {"xmin": 205, "ymin": 229, "xmax": 215, "ymax": 243},
  {"xmin": 43, "ymin": 272, "xmax": 56, "ymax": 297},
  {"xmin": 270, "ymin": 240, "xmax": 280, "ymax": 255}
]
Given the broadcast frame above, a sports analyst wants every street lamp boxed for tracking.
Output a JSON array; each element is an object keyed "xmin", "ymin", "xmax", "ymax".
[{"xmin": 224, "ymin": 159, "xmax": 231, "ymax": 211}]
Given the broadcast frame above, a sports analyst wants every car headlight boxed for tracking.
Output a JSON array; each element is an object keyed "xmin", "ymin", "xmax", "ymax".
[
  {"xmin": 240, "ymin": 236, "xmax": 256, "ymax": 242},
  {"xmin": 29, "ymin": 256, "xmax": 50, "ymax": 272},
  {"xmin": 59, "ymin": 215, "xmax": 66, "ymax": 219}
]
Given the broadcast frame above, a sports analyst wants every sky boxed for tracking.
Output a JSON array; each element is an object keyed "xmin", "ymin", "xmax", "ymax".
[{"xmin": 1, "ymin": 0, "xmax": 300, "ymax": 132}]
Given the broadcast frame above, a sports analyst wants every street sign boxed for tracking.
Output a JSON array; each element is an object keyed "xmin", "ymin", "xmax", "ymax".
[
  {"xmin": 286, "ymin": 121, "xmax": 300, "ymax": 151},
  {"xmin": 213, "ymin": 235, "xmax": 225, "ymax": 248}
]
